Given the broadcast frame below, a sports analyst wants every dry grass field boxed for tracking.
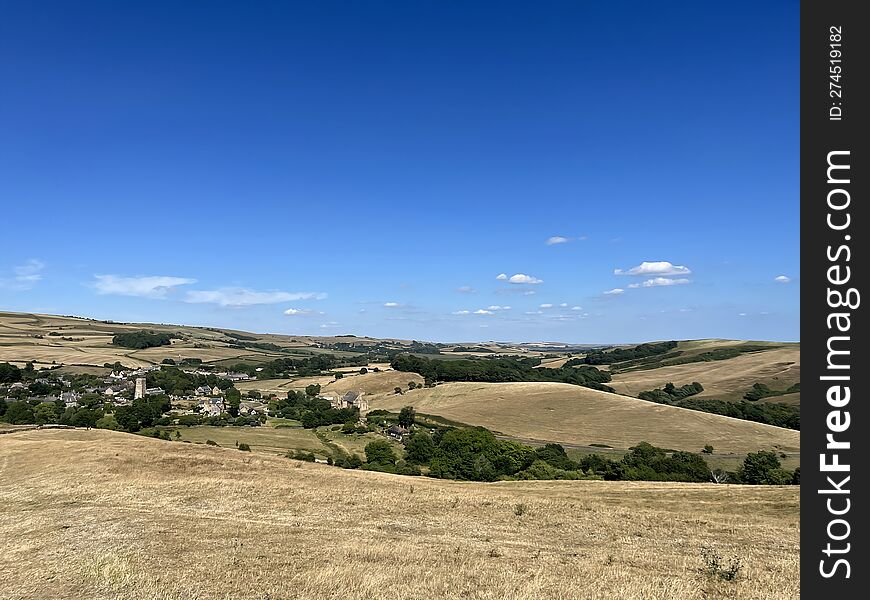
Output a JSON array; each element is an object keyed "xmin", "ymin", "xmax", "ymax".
[
  {"xmin": 0, "ymin": 429, "xmax": 799, "ymax": 600},
  {"xmin": 609, "ymin": 344, "xmax": 800, "ymax": 403},
  {"xmin": 374, "ymin": 382, "xmax": 799, "ymax": 453},
  {"xmin": 170, "ymin": 425, "xmax": 328, "ymax": 456},
  {"xmin": 322, "ymin": 370, "xmax": 425, "ymax": 397}
]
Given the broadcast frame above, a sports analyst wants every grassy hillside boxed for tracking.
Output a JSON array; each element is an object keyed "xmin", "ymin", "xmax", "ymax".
[
  {"xmin": 0, "ymin": 429, "xmax": 799, "ymax": 600},
  {"xmin": 609, "ymin": 343, "xmax": 800, "ymax": 403},
  {"xmin": 374, "ymin": 381, "xmax": 799, "ymax": 453}
]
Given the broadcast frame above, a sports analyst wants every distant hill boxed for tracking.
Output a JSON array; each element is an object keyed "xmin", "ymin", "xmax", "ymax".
[{"xmin": 373, "ymin": 380, "xmax": 799, "ymax": 454}]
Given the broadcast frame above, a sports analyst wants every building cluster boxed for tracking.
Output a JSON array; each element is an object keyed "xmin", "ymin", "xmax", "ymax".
[{"xmin": 321, "ymin": 390, "xmax": 369, "ymax": 413}]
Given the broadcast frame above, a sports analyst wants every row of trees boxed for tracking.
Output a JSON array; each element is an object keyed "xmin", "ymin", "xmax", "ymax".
[
  {"xmin": 744, "ymin": 382, "xmax": 801, "ymax": 401},
  {"xmin": 576, "ymin": 341, "xmax": 678, "ymax": 365},
  {"xmin": 390, "ymin": 354, "xmax": 613, "ymax": 390},
  {"xmin": 324, "ymin": 421, "xmax": 799, "ymax": 485},
  {"xmin": 636, "ymin": 382, "xmax": 800, "ymax": 430}
]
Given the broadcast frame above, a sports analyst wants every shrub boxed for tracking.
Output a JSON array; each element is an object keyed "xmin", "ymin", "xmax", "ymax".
[
  {"xmin": 238, "ymin": 443, "xmax": 251, "ymax": 451},
  {"xmin": 287, "ymin": 450, "xmax": 316, "ymax": 462},
  {"xmin": 700, "ymin": 546, "xmax": 742, "ymax": 581},
  {"xmin": 205, "ymin": 439, "xmax": 218, "ymax": 446}
]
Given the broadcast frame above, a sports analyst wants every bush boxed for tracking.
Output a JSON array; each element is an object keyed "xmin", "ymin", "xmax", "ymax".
[
  {"xmin": 287, "ymin": 450, "xmax": 316, "ymax": 462},
  {"xmin": 238, "ymin": 443, "xmax": 251, "ymax": 451},
  {"xmin": 700, "ymin": 547, "xmax": 742, "ymax": 581},
  {"xmin": 206, "ymin": 439, "xmax": 218, "ymax": 446}
]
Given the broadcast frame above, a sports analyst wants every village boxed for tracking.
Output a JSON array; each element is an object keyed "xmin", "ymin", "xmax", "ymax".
[{"xmin": 0, "ymin": 360, "xmax": 417, "ymax": 445}]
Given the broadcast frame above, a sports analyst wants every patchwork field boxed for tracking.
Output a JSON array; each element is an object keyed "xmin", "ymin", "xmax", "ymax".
[
  {"xmin": 0, "ymin": 429, "xmax": 800, "ymax": 600},
  {"xmin": 373, "ymin": 381, "xmax": 799, "ymax": 454}
]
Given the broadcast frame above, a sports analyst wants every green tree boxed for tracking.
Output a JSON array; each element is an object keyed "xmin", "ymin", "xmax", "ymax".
[
  {"xmin": 33, "ymin": 402, "xmax": 61, "ymax": 425},
  {"xmin": 225, "ymin": 387, "xmax": 242, "ymax": 417},
  {"xmin": 398, "ymin": 406, "xmax": 416, "ymax": 428},
  {"xmin": 739, "ymin": 450, "xmax": 783, "ymax": 484},
  {"xmin": 365, "ymin": 439, "xmax": 397, "ymax": 466},
  {"xmin": 305, "ymin": 384, "xmax": 321, "ymax": 397},
  {"xmin": 4, "ymin": 402, "xmax": 35, "ymax": 424},
  {"xmin": 404, "ymin": 432, "xmax": 435, "ymax": 464},
  {"xmin": 0, "ymin": 362, "xmax": 22, "ymax": 383}
]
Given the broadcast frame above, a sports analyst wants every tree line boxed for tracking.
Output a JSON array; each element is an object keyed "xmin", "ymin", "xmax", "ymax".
[{"xmin": 390, "ymin": 354, "xmax": 613, "ymax": 390}]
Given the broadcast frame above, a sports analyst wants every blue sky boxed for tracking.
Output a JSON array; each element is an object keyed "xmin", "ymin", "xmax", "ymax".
[{"xmin": 0, "ymin": 1, "xmax": 799, "ymax": 343}]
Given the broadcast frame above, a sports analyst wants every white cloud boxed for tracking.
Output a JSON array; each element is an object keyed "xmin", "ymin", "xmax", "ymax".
[
  {"xmin": 185, "ymin": 288, "xmax": 326, "ymax": 307},
  {"xmin": 525, "ymin": 310, "xmax": 543, "ymax": 315},
  {"xmin": 738, "ymin": 313, "xmax": 747, "ymax": 317},
  {"xmin": 1, "ymin": 259, "xmax": 46, "ymax": 290},
  {"xmin": 474, "ymin": 309, "xmax": 493, "ymax": 315},
  {"xmin": 603, "ymin": 288, "xmax": 624, "ymax": 295},
  {"xmin": 539, "ymin": 303, "xmax": 553, "ymax": 309},
  {"xmin": 487, "ymin": 305, "xmax": 511, "ymax": 311},
  {"xmin": 94, "ymin": 274, "xmax": 197, "ymax": 299},
  {"xmin": 546, "ymin": 236, "xmax": 569, "ymax": 245},
  {"xmin": 508, "ymin": 273, "xmax": 543, "ymax": 285},
  {"xmin": 571, "ymin": 305, "xmax": 582, "ymax": 311},
  {"xmin": 559, "ymin": 302, "xmax": 568, "ymax": 308},
  {"xmin": 284, "ymin": 308, "xmax": 316, "ymax": 316},
  {"xmin": 452, "ymin": 310, "xmax": 471, "ymax": 315},
  {"xmin": 638, "ymin": 277, "xmax": 691, "ymax": 287},
  {"xmin": 774, "ymin": 275, "xmax": 791, "ymax": 284},
  {"xmin": 456, "ymin": 286, "xmax": 476, "ymax": 293},
  {"xmin": 614, "ymin": 261, "xmax": 691, "ymax": 276},
  {"xmin": 384, "ymin": 302, "xmax": 400, "ymax": 307},
  {"xmin": 14, "ymin": 259, "xmax": 45, "ymax": 283},
  {"xmin": 319, "ymin": 321, "xmax": 340, "ymax": 329},
  {"xmin": 496, "ymin": 273, "xmax": 508, "ymax": 281}
]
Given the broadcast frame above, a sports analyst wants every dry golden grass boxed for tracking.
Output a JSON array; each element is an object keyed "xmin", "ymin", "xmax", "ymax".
[
  {"xmin": 609, "ymin": 345, "xmax": 801, "ymax": 403},
  {"xmin": 171, "ymin": 425, "xmax": 328, "ymax": 456},
  {"xmin": 374, "ymin": 382, "xmax": 799, "ymax": 453},
  {"xmin": 0, "ymin": 429, "xmax": 799, "ymax": 600},
  {"xmin": 323, "ymin": 370, "xmax": 425, "ymax": 396}
]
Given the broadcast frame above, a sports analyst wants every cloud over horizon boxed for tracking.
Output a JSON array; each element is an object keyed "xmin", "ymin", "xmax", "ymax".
[
  {"xmin": 185, "ymin": 288, "xmax": 326, "ymax": 307},
  {"xmin": 1, "ymin": 259, "xmax": 46, "ymax": 291},
  {"xmin": 93, "ymin": 274, "xmax": 197, "ymax": 299}
]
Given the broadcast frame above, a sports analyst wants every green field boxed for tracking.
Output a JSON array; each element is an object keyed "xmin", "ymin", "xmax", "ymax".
[{"xmin": 166, "ymin": 425, "xmax": 329, "ymax": 456}]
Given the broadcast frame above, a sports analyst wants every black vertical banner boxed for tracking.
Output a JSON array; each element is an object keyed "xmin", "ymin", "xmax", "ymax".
[{"xmin": 802, "ymin": 0, "xmax": 868, "ymax": 596}]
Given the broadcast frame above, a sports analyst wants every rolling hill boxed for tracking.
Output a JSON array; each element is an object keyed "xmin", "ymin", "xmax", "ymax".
[
  {"xmin": 373, "ymin": 381, "xmax": 799, "ymax": 453},
  {"xmin": 608, "ymin": 342, "xmax": 800, "ymax": 404},
  {"xmin": 0, "ymin": 428, "xmax": 799, "ymax": 600}
]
